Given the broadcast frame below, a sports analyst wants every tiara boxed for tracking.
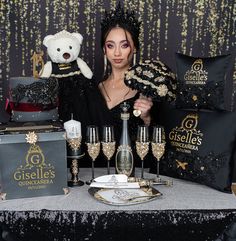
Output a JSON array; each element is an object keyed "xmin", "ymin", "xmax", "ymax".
[{"xmin": 101, "ymin": 2, "xmax": 141, "ymax": 49}]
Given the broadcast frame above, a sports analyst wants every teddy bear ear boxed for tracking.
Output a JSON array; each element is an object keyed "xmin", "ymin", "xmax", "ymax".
[
  {"xmin": 72, "ymin": 33, "xmax": 83, "ymax": 45},
  {"xmin": 43, "ymin": 35, "xmax": 54, "ymax": 47}
]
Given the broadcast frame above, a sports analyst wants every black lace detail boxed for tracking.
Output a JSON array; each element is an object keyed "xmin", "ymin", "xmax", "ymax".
[
  {"xmin": 57, "ymin": 75, "xmax": 94, "ymax": 121},
  {"xmin": 11, "ymin": 78, "xmax": 58, "ymax": 108},
  {"xmin": 124, "ymin": 60, "xmax": 177, "ymax": 102},
  {"xmin": 161, "ymin": 150, "xmax": 229, "ymax": 185},
  {"xmin": 176, "ymin": 80, "xmax": 225, "ymax": 110}
]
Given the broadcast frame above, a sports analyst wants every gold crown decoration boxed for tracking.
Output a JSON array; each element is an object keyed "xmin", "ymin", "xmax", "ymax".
[
  {"xmin": 181, "ymin": 113, "xmax": 199, "ymax": 131},
  {"xmin": 28, "ymin": 144, "xmax": 42, "ymax": 153},
  {"xmin": 185, "ymin": 113, "xmax": 198, "ymax": 120},
  {"xmin": 192, "ymin": 59, "xmax": 203, "ymax": 72},
  {"xmin": 24, "ymin": 144, "xmax": 45, "ymax": 169}
]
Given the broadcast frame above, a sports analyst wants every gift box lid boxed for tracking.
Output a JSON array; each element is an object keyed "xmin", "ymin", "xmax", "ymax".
[{"xmin": 0, "ymin": 121, "xmax": 65, "ymax": 144}]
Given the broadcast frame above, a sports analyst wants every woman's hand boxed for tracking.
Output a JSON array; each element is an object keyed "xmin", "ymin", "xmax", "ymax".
[{"xmin": 133, "ymin": 94, "xmax": 153, "ymax": 125}]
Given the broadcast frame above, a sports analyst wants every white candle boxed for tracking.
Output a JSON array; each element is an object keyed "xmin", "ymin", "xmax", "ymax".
[{"xmin": 64, "ymin": 119, "xmax": 81, "ymax": 139}]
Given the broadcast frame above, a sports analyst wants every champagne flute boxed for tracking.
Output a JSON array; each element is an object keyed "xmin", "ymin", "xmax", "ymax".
[
  {"xmin": 102, "ymin": 125, "xmax": 116, "ymax": 174},
  {"xmin": 136, "ymin": 125, "xmax": 149, "ymax": 179},
  {"xmin": 151, "ymin": 126, "xmax": 165, "ymax": 182},
  {"xmin": 86, "ymin": 125, "xmax": 100, "ymax": 185}
]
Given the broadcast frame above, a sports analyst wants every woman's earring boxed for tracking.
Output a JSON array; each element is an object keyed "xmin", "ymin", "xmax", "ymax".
[
  {"xmin": 104, "ymin": 55, "xmax": 107, "ymax": 75},
  {"xmin": 133, "ymin": 52, "xmax": 136, "ymax": 66}
]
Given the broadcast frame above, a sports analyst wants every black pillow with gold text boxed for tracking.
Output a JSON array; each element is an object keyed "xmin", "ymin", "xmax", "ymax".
[
  {"xmin": 175, "ymin": 53, "xmax": 235, "ymax": 111},
  {"xmin": 152, "ymin": 102, "xmax": 236, "ymax": 193}
]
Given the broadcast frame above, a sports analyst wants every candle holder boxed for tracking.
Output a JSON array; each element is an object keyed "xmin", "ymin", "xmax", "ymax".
[
  {"xmin": 64, "ymin": 115, "xmax": 84, "ymax": 187},
  {"xmin": 67, "ymin": 137, "xmax": 82, "ymax": 151},
  {"xmin": 66, "ymin": 136, "xmax": 85, "ymax": 187}
]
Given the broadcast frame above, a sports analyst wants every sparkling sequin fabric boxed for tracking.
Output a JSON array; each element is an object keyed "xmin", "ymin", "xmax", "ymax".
[{"xmin": 0, "ymin": 209, "xmax": 235, "ymax": 241}]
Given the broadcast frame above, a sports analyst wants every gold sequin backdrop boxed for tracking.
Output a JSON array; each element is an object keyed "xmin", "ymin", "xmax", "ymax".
[{"xmin": 0, "ymin": 0, "xmax": 235, "ymax": 120}]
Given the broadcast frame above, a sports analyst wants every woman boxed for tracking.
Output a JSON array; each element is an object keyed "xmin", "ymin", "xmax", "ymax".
[
  {"xmin": 99, "ymin": 6, "xmax": 153, "ymax": 126},
  {"xmin": 73, "ymin": 3, "xmax": 156, "ymax": 167}
]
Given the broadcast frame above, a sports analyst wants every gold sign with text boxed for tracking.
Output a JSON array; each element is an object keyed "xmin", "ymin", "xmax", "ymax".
[
  {"xmin": 184, "ymin": 59, "xmax": 208, "ymax": 85},
  {"xmin": 13, "ymin": 144, "xmax": 56, "ymax": 190},
  {"xmin": 169, "ymin": 113, "xmax": 203, "ymax": 154}
]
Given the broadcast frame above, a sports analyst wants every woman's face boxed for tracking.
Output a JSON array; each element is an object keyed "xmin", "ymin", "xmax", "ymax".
[{"xmin": 104, "ymin": 27, "xmax": 135, "ymax": 70}]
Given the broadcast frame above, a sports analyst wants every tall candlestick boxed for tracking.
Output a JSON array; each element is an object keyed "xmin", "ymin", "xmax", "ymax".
[{"xmin": 64, "ymin": 115, "xmax": 84, "ymax": 187}]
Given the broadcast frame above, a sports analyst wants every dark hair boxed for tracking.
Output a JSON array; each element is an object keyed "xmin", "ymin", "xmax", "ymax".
[{"xmin": 100, "ymin": 2, "xmax": 141, "ymax": 51}]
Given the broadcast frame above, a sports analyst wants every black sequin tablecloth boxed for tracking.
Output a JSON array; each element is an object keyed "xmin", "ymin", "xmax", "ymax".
[{"xmin": 0, "ymin": 168, "xmax": 236, "ymax": 241}]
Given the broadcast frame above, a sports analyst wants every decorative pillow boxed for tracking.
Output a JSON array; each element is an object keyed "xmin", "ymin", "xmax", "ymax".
[
  {"xmin": 151, "ymin": 102, "xmax": 236, "ymax": 193},
  {"xmin": 175, "ymin": 53, "xmax": 234, "ymax": 111}
]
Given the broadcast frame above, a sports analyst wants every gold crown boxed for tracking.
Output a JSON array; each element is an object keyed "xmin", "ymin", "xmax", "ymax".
[
  {"xmin": 186, "ymin": 113, "xmax": 198, "ymax": 119},
  {"xmin": 28, "ymin": 144, "xmax": 42, "ymax": 154},
  {"xmin": 192, "ymin": 59, "xmax": 203, "ymax": 71},
  {"xmin": 181, "ymin": 113, "xmax": 199, "ymax": 130},
  {"xmin": 194, "ymin": 59, "xmax": 202, "ymax": 65}
]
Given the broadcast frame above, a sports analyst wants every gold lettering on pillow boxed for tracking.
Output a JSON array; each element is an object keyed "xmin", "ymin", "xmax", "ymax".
[
  {"xmin": 169, "ymin": 114, "xmax": 203, "ymax": 154},
  {"xmin": 184, "ymin": 59, "xmax": 208, "ymax": 85}
]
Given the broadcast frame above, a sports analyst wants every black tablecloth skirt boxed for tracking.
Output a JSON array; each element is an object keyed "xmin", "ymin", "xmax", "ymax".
[{"xmin": 0, "ymin": 209, "xmax": 236, "ymax": 241}]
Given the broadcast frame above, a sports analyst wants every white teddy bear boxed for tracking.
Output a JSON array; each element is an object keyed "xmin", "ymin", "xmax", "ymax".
[{"xmin": 40, "ymin": 30, "xmax": 93, "ymax": 79}]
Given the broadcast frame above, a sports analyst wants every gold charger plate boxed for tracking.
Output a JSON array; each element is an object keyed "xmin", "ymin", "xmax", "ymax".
[{"xmin": 88, "ymin": 187, "xmax": 162, "ymax": 206}]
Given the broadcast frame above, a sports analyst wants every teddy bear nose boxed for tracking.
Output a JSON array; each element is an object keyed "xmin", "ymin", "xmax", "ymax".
[{"xmin": 63, "ymin": 53, "xmax": 71, "ymax": 59}]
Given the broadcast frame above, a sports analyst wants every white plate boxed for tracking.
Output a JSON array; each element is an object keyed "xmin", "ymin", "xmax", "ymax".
[{"xmin": 88, "ymin": 187, "xmax": 162, "ymax": 206}]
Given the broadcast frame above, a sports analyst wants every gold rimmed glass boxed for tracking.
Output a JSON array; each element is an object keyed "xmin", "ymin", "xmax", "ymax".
[
  {"xmin": 86, "ymin": 125, "xmax": 100, "ymax": 185},
  {"xmin": 102, "ymin": 125, "xmax": 116, "ymax": 174},
  {"xmin": 136, "ymin": 125, "xmax": 149, "ymax": 178},
  {"xmin": 151, "ymin": 126, "xmax": 165, "ymax": 182}
]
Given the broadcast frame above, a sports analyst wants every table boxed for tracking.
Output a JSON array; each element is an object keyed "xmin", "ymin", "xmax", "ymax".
[{"xmin": 0, "ymin": 168, "xmax": 236, "ymax": 241}]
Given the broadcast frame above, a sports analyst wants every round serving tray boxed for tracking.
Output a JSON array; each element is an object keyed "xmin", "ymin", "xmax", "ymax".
[{"xmin": 88, "ymin": 186, "xmax": 162, "ymax": 206}]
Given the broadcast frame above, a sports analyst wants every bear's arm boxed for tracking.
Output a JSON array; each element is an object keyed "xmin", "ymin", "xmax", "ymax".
[
  {"xmin": 77, "ymin": 58, "xmax": 93, "ymax": 79},
  {"xmin": 39, "ymin": 61, "xmax": 52, "ymax": 78}
]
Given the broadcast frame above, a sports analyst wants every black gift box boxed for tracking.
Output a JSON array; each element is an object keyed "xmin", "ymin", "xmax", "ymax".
[{"xmin": 0, "ymin": 123, "xmax": 68, "ymax": 199}]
